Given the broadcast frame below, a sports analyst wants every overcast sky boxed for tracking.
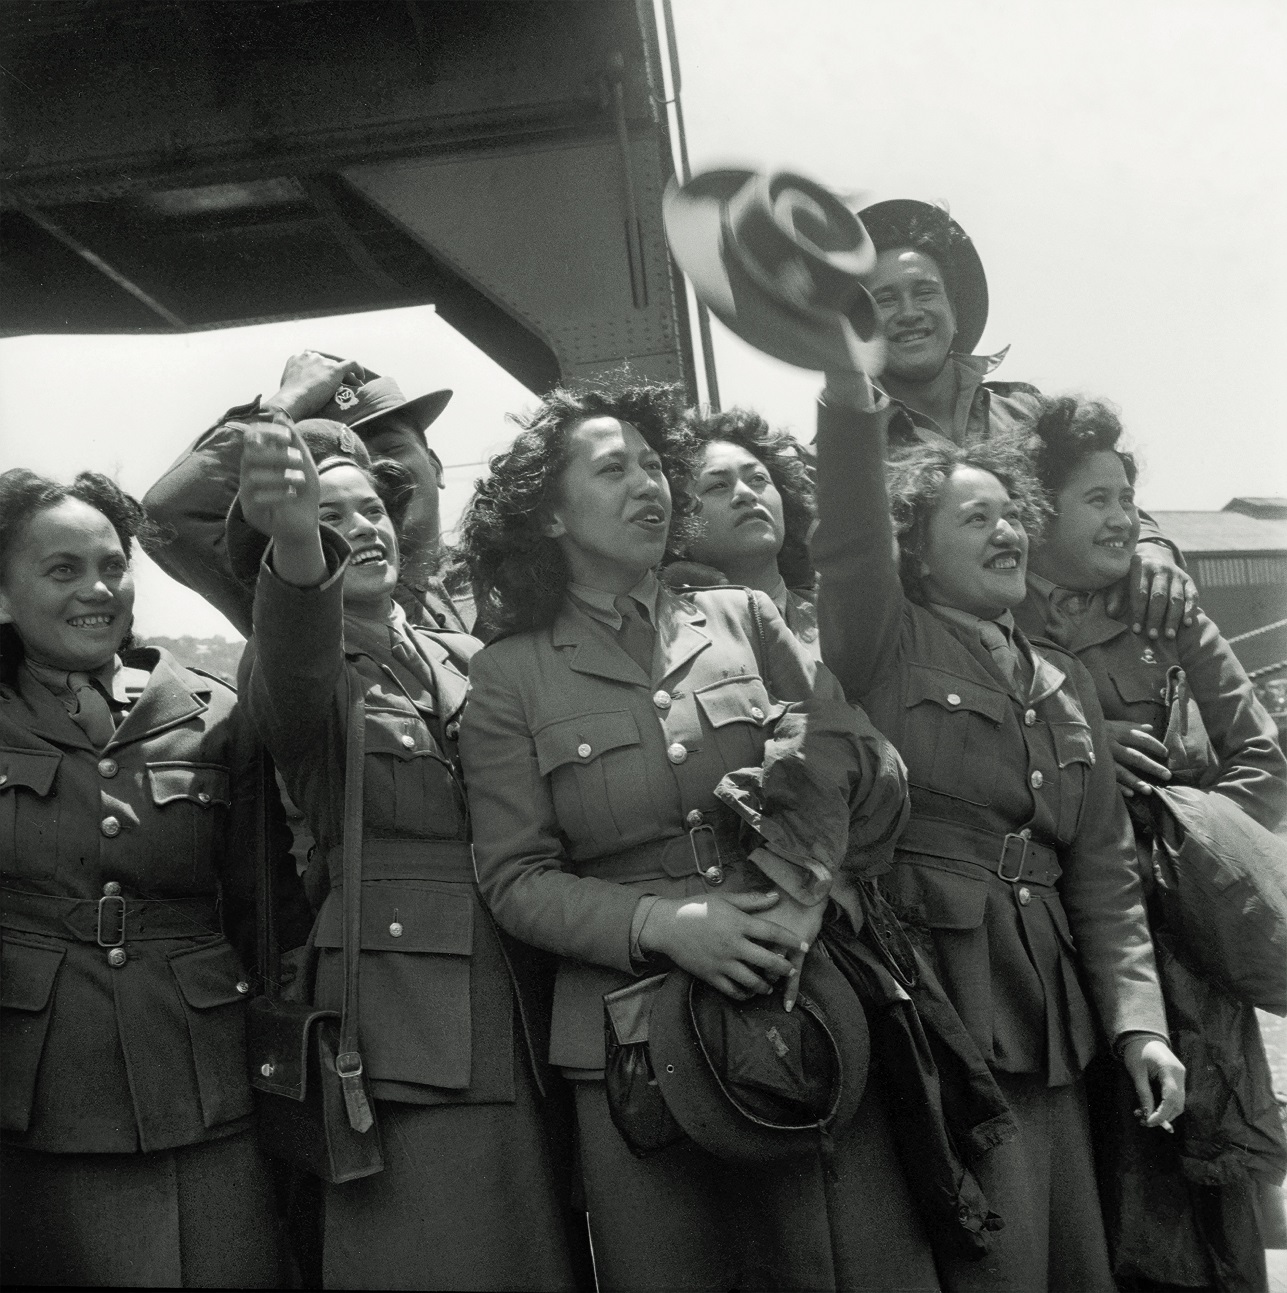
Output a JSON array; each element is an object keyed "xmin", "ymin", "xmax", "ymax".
[{"xmin": 1, "ymin": 0, "xmax": 1283, "ymax": 642}]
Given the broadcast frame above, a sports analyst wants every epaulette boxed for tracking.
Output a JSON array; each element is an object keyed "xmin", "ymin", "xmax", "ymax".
[{"xmin": 187, "ymin": 666, "xmax": 238, "ymax": 692}]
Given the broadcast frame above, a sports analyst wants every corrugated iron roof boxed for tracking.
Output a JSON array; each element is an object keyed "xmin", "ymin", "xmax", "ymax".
[{"xmin": 1150, "ymin": 510, "xmax": 1287, "ymax": 554}]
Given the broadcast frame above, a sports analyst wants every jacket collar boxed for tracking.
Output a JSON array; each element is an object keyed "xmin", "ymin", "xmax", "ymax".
[
  {"xmin": 1019, "ymin": 577, "xmax": 1130, "ymax": 653},
  {"xmin": 343, "ymin": 611, "xmax": 470, "ymax": 722},
  {"xmin": 108, "ymin": 648, "xmax": 210, "ymax": 751}
]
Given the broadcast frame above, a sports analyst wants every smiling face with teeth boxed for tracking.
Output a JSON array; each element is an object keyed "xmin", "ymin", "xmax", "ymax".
[
  {"xmin": 865, "ymin": 248, "xmax": 957, "ymax": 382},
  {"xmin": 316, "ymin": 463, "xmax": 401, "ymax": 613},
  {"xmin": 0, "ymin": 498, "xmax": 135, "ymax": 671},
  {"xmin": 1029, "ymin": 450, "xmax": 1140, "ymax": 592},
  {"xmin": 920, "ymin": 466, "xmax": 1030, "ymax": 619},
  {"xmin": 543, "ymin": 417, "xmax": 673, "ymax": 593}
]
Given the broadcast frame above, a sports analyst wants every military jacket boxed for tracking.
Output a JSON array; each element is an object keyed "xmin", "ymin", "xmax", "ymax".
[
  {"xmin": 0, "ymin": 648, "xmax": 304, "ymax": 1152},
  {"xmin": 1014, "ymin": 586, "xmax": 1286, "ymax": 833},
  {"xmin": 460, "ymin": 584, "xmax": 839, "ymax": 1070},
  {"xmin": 812, "ymin": 399, "xmax": 1169, "ymax": 1085},
  {"xmin": 240, "ymin": 536, "xmax": 531, "ymax": 1106}
]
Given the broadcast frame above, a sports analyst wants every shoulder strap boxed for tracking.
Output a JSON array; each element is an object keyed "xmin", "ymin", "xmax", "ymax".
[
  {"xmin": 745, "ymin": 588, "xmax": 768, "ymax": 678},
  {"xmin": 253, "ymin": 746, "xmax": 280, "ymax": 998},
  {"xmin": 335, "ymin": 668, "xmax": 375, "ymax": 1133}
]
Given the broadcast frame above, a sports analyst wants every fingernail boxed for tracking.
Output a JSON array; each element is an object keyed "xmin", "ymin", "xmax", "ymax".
[
  {"xmin": 799, "ymin": 942, "xmax": 810, "ymax": 954},
  {"xmin": 1132, "ymin": 624, "xmax": 1141, "ymax": 634},
  {"xmin": 1166, "ymin": 630, "xmax": 1176, "ymax": 639},
  {"xmin": 1161, "ymin": 1120, "xmax": 1174, "ymax": 1133}
]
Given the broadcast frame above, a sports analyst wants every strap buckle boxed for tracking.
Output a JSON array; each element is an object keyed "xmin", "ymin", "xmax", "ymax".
[
  {"xmin": 334, "ymin": 1051, "xmax": 364, "ymax": 1080},
  {"xmin": 96, "ymin": 894, "xmax": 126, "ymax": 947},
  {"xmin": 689, "ymin": 823, "xmax": 724, "ymax": 885},
  {"xmin": 997, "ymin": 833, "xmax": 1029, "ymax": 883}
]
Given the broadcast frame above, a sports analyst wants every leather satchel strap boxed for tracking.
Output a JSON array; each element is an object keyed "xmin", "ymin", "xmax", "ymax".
[
  {"xmin": 336, "ymin": 668, "xmax": 375, "ymax": 1133},
  {"xmin": 254, "ymin": 747, "xmax": 280, "ymax": 998}
]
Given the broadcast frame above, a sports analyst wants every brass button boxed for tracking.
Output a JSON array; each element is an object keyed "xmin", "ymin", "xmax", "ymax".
[
  {"xmin": 400, "ymin": 734, "xmax": 415, "ymax": 749},
  {"xmin": 98, "ymin": 758, "xmax": 118, "ymax": 778},
  {"xmin": 946, "ymin": 693, "xmax": 961, "ymax": 706},
  {"xmin": 703, "ymin": 866, "xmax": 724, "ymax": 886},
  {"xmin": 101, "ymin": 815, "xmax": 121, "ymax": 837},
  {"xmin": 750, "ymin": 706, "xmax": 765, "ymax": 721},
  {"xmin": 1017, "ymin": 886, "xmax": 1032, "ymax": 906},
  {"xmin": 389, "ymin": 921, "xmax": 404, "ymax": 938},
  {"xmin": 197, "ymin": 791, "xmax": 211, "ymax": 804},
  {"xmin": 107, "ymin": 947, "xmax": 127, "ymax": 968},
  {"xmin": 102, "ymin": 880, "xmax": 121, "ymax": 897},
  {"xmin": 260, "ymin": 1062, "xmax": 276, "ymax": 1078},
  {"xmin": 577, "ymin": 743, "xmax": 592, "ymax": 759},
  {"xmin": 445, "ymin": 721, "xmax": 460, "ymax": 741},
  {"xmin": 1023, "ymin": 709, "xmax": 1037, "ymax": 727},
  {"xmin": 1030, "ymin": 770, "xmax": 1044, "ymax": 789},
  {"xmin": 0, "ymin": 774, "xmax": 7, "ymax": 786},
  {"xmin": 686, "ymin": 809, "xmax": 704, "ymax": 828},
  {"xmin": 653, "ymin": 690, "xmax": 672, "ymax": 710},
  {"xmin": 667, "ymin": 743, "xmax": 687, "ymax": 764},
  {"xmin": 235, "ymin": 980, "xmax": 250, "ymax": 995},
  {"xmin": 1019, "ymin": 827, "xmax": 1032, "ymax": 840}
]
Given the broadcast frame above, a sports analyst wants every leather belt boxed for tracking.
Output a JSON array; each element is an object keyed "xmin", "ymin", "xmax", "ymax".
[
  {"xmin": 895, "ymin": 818, "xmax": 1062, "ymax": 887},
  {"xmin": 573, "ymin": 814, "xmax": 745, "ymax": 886},
  {"xmin": 0, "ymin": 886, "xmax": 220, "ymax": 944},
  {"xmin": 324, "ymin": 837, "xmax": 476, "ymax": 887}
]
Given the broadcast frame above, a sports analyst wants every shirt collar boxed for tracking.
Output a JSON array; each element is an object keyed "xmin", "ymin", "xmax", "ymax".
[
  {"xmin": 875, "ymin": 348, "xmax": 1011, "ymax": 443},
  {"xmin": 927, "ymin": 602, "xmax": 1017, "ymax": 643},
  {"xmin": 567, "ymin": 570, "xmax": 661, "ymax": 629},
  {"xmin": 765, "ymin": 573, "xmax": 790, "ymax": 618},
  {"xmin": 24, "ymin": 655, "xmax": 133, "ymax": 701}
]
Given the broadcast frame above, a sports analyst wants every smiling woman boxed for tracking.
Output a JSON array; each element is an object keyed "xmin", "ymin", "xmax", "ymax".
[{"xmin": 0, "ymin": 467, "xmax": 306, "ymax": 1288}]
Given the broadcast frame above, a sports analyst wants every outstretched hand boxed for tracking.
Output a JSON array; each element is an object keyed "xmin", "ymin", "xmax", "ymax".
[
  {"xmin": 639, "ymin": 891, "xmax": 808, "ymax": 1002},
  {"xmin": 238, "ymin": 420, "xmax": 327, "ymax": 589}
]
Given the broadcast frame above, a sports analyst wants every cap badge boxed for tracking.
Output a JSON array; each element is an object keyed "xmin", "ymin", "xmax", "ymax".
[
  {"xmin": 1140, "ymin": 647, "xmax": 1157, "ymax": 664},
  {"xmin": 334, "ymin": 385, "xmax": 359, "ymax": 409}
]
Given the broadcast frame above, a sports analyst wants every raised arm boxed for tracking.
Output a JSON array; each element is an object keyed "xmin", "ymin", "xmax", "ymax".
[{"xmin": 811, "ymin": 382, "xmax": 907, "ymax": 700}]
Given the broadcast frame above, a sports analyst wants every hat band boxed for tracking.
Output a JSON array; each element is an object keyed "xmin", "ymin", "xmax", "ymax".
[{"xmin": 315, "ymin": 454, "xmax": 368, "ymax": 475}]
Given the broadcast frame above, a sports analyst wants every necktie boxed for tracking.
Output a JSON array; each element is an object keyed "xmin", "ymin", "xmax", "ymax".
[
  {"xmin": 977, "ymin": 621, "xmax": 1018, "ymax": 690},
  {"xmin": 613, "ymin": 596, "xmax": 655, "ymax": 675},
  {"xmin": 66, "ymin": 672, "xmax": 119, "ymax": 747}
]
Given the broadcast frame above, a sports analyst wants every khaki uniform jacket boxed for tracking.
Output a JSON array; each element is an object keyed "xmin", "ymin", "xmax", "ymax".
[
  {"xmin": 1014, "ymin": 588, "xmax": 1287, "ymax": 833},
  {"xmin": 460, "ymin": 585, "xmax": 838, "ymax": 1070},
  {"xmin": 240, "ymin": 536, "xmax": 532, "ymax": 1105},
  {"xmin": 1, "ymin": 648, "xmax": 305, "ymax": 1152},
  {"xmin": 812, "ymin": 399, "xmax": 1169, "ymax": 1085}
]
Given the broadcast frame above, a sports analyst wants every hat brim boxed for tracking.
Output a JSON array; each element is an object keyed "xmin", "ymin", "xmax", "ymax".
[
  {"xmin": 664, "ymin": 173, "xmax": 885, "ymax": 375},
  {"xmin": 649, "ymin": 955, "xmax": 869, "ymax": 1164},
  {"xmin": 857, "ymin": 199, "xmax": 989, "ymax": 355},
  {"xmin": 350, "ymin": 388, "xmax": 453, "ymax": 438}
]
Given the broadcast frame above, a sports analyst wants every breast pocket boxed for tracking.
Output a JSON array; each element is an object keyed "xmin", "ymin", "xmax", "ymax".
[
  {"xmin": 0, "ymin": 748, "xmax": 61, "ymax": 879},
  {"xmin": 534, "ymin": 710, "xmax": 644, "ymax": 854},
  {"xmin": 364, "ymin": 707, "xmax": 464, "ymax": 836},
  {"xmin": 902, "ymin": 666, "xmax": 1007, "ymax": 806},
  {"xmin": 146, "ymin": 762, "xmax": 230, "ymax": 879},
  {"xmin": 693, "ymin": 674, "xmax": 785, "ymax": 770}
]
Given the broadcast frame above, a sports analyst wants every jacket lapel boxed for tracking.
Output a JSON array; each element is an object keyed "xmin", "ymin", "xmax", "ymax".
[
  {"xmin": 1019, "ymin": 631, "xmax": 1068, "ymax": 706},
  {"xmin": 108, "ymin": 649, "xmax": 208, "ymax": 751},
  {"xmin": 412, "ymin": 631, "xmax": 471, "ymax": 722},
  {"xmin": 4, "ymin": 672, "xmax": 98, "ymax": 754},
  {"xmin": 656, "ymin": 590, "xmax": 711, "ymax": 683},
  {"xmin": 552, "ymin": 601, "xmax": 648, "ymax": 687}
]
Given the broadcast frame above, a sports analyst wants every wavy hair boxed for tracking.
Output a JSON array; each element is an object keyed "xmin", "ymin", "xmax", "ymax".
[
  {"xmin": 0, "ymin": 469, "xmax": 152, "ymax": 683},
  {"xmin": 886, "ymin": 439, "xmax": 1050, "ymax": 603},
  {"xmin": 458, "ymin": 378, "xmax": 699, "ymax": 636},
  {"xmin": 678, "ymin": 406, "xmax": 816, "ymax": 589},
  {"xmin": 1022, "ymin": 395, "xmax": 1138, "ymax": 502}
]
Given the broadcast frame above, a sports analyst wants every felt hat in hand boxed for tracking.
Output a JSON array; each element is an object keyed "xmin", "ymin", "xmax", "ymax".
[
  {"xmin": 315, "ymin": 364, "xmax": 452, "ymax": 442},
  {"xmin": 649, "ymin": 951, "xmax": 869, "ymax": 1163},
  {"xmin": 663, "ymin": 169, "xmax": 886, "ymax": 374}
]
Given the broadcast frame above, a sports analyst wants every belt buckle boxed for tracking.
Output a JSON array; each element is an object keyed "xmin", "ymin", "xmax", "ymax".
[
  {"xmin": 997, "ymin": 833, "xmax": 1029, "ymax": 883},
  {"xmin": 689, "ymin": 823, "xmax": 724, "ymax": 885},
  {"xmin": 96, "ymin": 894, "xmax": 126, "ymax": 947}
]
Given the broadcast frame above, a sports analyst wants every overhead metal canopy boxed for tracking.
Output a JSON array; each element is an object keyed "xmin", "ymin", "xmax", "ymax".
[{"xmin": 0, "ymin": 0, "xmax": 696, "ymax": 393}]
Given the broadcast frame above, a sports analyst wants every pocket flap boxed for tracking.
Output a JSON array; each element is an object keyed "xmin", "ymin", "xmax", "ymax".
[
  {"xmin": 0, "ymin": 747, "xmax": 61, "ymax": 798},
  {"xmin": 0, "ymin": 937, "xmax": 65, "ymax": 1012},
  {"xmin": 603, "ymin": 972, "xmax": 668, "ymax": 1046},
  {"xmin": 169, "ymin": 940, "xmax": 249, "ymax": 1008},
  {"xmin": 247, "ymin": 997, "xmax": 338, "ymax": 1101},
  {"xmin": 534, "ymin": 710, "xmax": 640, "ymax": 775},
  {"xmin": 1110, "ymin": 667, "xmax": 1166, "ymax": 707},
  {"xmin": 365, "ymin": 708, "xmax": 435, "ymax": 760},
  {"xmin": 147, "ymin": 762, "xmax": 231, "ymax": 808},
  {"xmin": 905, "ymin": 665, "xmax": 1007, "ymax": 723},
  {"xmin": 1051, "ymin": 722, "xmax": 1096, "ymax": 768},
  {"xmin": 313, "ymin": 885, "xmax": 474, "ymax": 955},
  {"xmin": 893, "ymin": 863, "xmax": 989, "ymax": 930},
  {"xmin": 693, "ymin": 675, "xmax": 780, "ymax": 729}
]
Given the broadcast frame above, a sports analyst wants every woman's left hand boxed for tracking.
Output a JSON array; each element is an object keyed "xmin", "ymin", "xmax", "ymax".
[
  {"xmin": 1121, "ymin": 1033, "xmax": 1186, "ymax": 1129},
  {"xmin": 756, "ymin": 891, "xmax": 826, "ymax": 1012}
]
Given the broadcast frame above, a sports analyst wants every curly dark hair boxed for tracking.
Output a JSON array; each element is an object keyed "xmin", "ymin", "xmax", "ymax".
[
  {"xmin": 458, "ymin": 377, "xmax": 699, "ymax": 636},
  {"xmin": 862, "ymin": 204, "xmax": 969, "ymax": 315},
  {"xmin": 886, "ymin": 439, "xmax": 1050, "ymax": 603},
  {"xmin": 677, "ymin": 407, "xmax": 816, "ymax": 589},
  {"xmin": 0, "ymin": 469, "xmax": 151, "ymax": 682},
  {"xmin": 1022, "ymin": 396, "xmax": 1138, "ymax": 501}
]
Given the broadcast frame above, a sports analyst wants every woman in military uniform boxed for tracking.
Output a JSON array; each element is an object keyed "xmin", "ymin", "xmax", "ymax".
[
  {"xmin": 810, "ymin": 375, "xmax": 1187, "ymax": 1293},
  {"xmin": 1015, "ymin": 395, "xmax": 1287, "ymax": 1290},
  {"xmin": 664, "ymin": 408, "xmax": 821, "ymax": 656},
  {"xmin": 234, "ymin": 417, "xmax": 577, "ymax": 1290},
  {"xmin": 457, "ymin": 379, "xmax": 938, "ymax": 1292},
  {"xmin": 0, "ymin": 468, "xmax": 305, "ymax": 1288}
]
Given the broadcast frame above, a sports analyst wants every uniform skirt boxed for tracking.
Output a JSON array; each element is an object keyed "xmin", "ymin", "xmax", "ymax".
[
  {"xmin": 322, "ymin": 1049, "xmax": 580, "ymax": 1291},
  {"xmin": 0, "ymin": 1127, "xmax": 283, "ymax": 1288},
  {"xmin": 574, "ymin": 1077, "xmax": 940, "ymax": 1292}
]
